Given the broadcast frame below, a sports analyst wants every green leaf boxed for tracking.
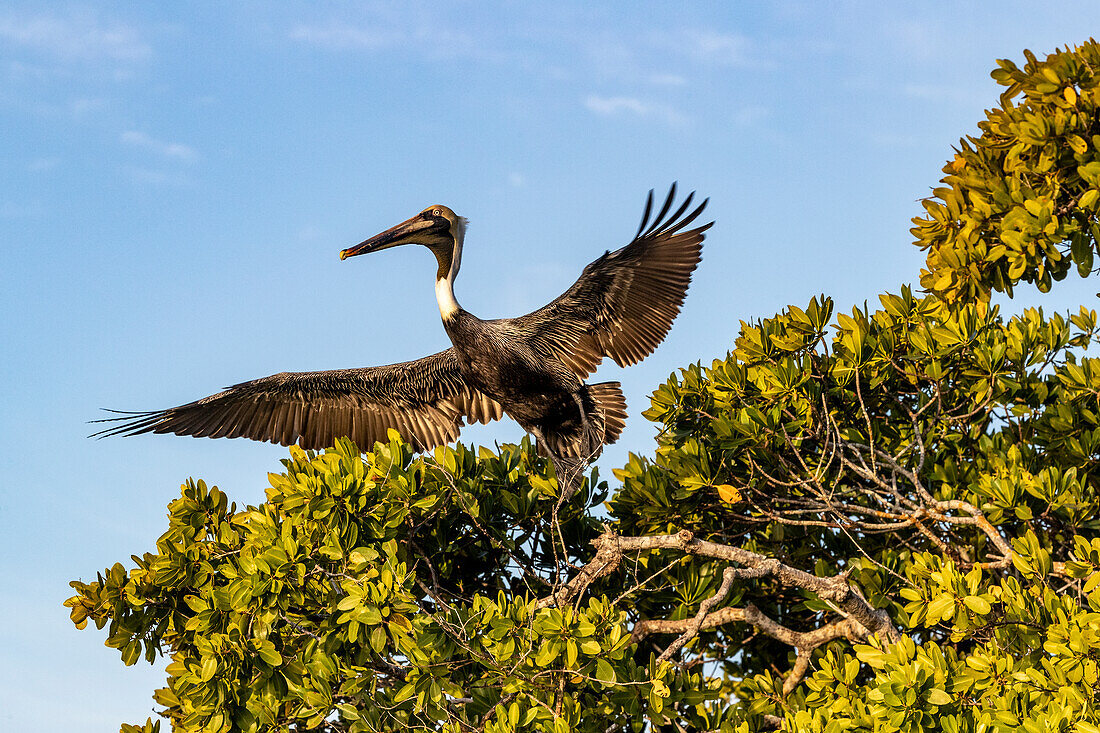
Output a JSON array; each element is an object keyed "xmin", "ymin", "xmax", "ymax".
[
  {"xmin": 854, "ymin": 645, "xmax": 887, "ymax": 669},
  {"xmin": 595, "ymin": 658, "xmax": 616, "ymax": 684},
  {"xmin": 121, "ymin": 640, "xmax": 142, "ymax": 666},
  {"xmin": 926, "ymin": 688, "xmax": 952, "ymax": 706},
  {"xmin": 257, "ymin": 644, "xmax": 282, "ymax": 666},
  {"xmin": 200, "ymin": 655, "xmax": 217, "ymax": 682},
  {"xmin": 534, "ymin": 641, "xmax": 557, "ymax": 668},
  {"xmin": 392, "ymin": 682, "xmax": 416, "ymax": 705}
]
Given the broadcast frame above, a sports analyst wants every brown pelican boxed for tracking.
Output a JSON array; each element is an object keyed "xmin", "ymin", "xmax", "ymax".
[{"xmin": 95, "ymin": 185, "xmax": 710, "ymax": 462}]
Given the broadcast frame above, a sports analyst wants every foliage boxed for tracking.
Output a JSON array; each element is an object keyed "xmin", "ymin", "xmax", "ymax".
[
  {"xmin": 68, "ymin": 440, "xmax": 680, "ymax": 732},
  {"xmin": 915, "ymin": 40, "xmax": 1100, "ymax": 303},
  {"xmin": 70, "ymin": 41, "xmax": 1100, "ymax": 733}
]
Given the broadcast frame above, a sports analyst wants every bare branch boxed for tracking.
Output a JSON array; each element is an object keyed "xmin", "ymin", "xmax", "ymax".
[
  {"xmin": 536, "ymin": 532, "xmax": 623, "ymax": 609},
  {"xmin": 541, "ymin": 529, "xmax": 900, "ymax": 643},
  {"xmin": 656, "ymin": 566, "xmax": 740, "ymax": 662},
  {"xmin": 631, "ymin": 605, "xmax": 750, "ymax": 644},
  {"xmin": 632, "ymin": 601, "xmax": 867, "ymax": 693}
]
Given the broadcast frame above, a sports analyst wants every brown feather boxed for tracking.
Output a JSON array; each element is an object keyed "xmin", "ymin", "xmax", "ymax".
[
  {"xmin": 93, "ymin": 348, "xmax": 504, "ymax": 453},
  {"xmin": 511, "ymin": 191, "xmax": 710, "ymax": 380}
]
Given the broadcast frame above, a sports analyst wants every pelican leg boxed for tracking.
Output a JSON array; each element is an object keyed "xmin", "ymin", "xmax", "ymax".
[
  {"xmin": 527, "ymin": 425, "xmax": 549, "ymax": 453},
  {"xmin": 527, "ymin": 422, "xmax": 583, "ymax": 506},
  {"xmin": 573, "ymin": 390, "xmax": 610, "ymax": 463},
  {"xmin": 572, "ymin": 391, "xmax": 588, "ymax": 423},
  {"xmin": 571, "ymin": 391, "xmax": 598, "ymax": 458},
  {"xmin": 555, "ymin": 456, "xmax": 585, "ymax": 505}
]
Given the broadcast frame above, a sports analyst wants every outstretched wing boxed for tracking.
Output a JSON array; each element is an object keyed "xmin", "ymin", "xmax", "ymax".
[
  {"xmin": 513, "ymin": 184, "xmax": 711, "ymax": 378},
  {"xmin": 92, "ymin": 348, "xmax": 503, "ymax": 452}
]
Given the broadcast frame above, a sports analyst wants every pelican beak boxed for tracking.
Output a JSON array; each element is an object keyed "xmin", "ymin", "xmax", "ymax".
[{"xmin": 340, "ymin": 213, "xmax": 439, "ymax": 260}]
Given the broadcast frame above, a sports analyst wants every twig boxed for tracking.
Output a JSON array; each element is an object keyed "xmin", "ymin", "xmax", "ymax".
[{"xmin": 657, "ymin": 566, "xmax": 740, "ymax": 663}]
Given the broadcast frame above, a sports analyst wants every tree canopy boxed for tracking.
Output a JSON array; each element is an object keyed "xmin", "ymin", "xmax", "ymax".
[{"xmin": 69, "ymin": 41, "xmax": 1100, "ymax": 733}]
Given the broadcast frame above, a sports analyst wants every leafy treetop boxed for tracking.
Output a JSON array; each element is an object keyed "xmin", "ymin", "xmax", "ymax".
[{"xmin": 915, "ymin": 41, "xmax": 1100, "ymax": 303}]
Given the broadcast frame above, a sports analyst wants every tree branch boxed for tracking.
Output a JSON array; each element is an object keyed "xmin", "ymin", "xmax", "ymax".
[
  {"xmin": 540, "ymin": 529, "xmax": 900, "ymax": 644},
  {"xmin": 632, "ymin": 602, "xmax": 867, "ymax": 692},
  {"xmin": 536, "ymin": 531, "xmax": 623, "ymax": 609},
  {"xmin": 656, "ymin": 565, "xmax": 740, "ymax": 663}
]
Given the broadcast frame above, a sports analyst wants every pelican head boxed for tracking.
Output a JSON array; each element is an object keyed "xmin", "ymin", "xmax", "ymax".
[
  {"xmin": 342, "ymin": 204, "xmax": 470, "ymax": 321},
  {"xmin": 341, "ymin": 205, "xmax": 466, "ymax": 276}
]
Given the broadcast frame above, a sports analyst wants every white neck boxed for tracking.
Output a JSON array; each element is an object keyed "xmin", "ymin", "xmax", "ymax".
[
  {"xmin": 435, "ymin": 277, "xmax": 460, "ymax": 321},
  {"xmin": 435, "ymin": 217, "xmax": 466, "ymax": 321}
]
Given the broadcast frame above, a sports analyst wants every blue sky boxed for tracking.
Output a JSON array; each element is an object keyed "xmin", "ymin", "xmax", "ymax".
[{"xmin": 3, "ymin": 2, "xmax": 1099, "ymax": 729}]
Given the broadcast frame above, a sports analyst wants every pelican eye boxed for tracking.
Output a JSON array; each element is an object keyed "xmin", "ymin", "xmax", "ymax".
[{"xmin": 433, "ymin": 208, "xmax": 442, "ymax": 216}]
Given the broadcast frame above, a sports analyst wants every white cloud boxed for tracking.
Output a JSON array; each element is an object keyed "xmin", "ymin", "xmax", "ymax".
[
  {"xmin": 684, "ymin": 30, "xmax": 755, "ymax": 66},
  {"xmin": 585, "ymin": 95, "xmax": 648, "ymax": 116},
  {"xmin": 121, "ymin": 131, "xmax": 197, "ymax": 162},
  {"xmin": 0, "ymin": 11, "xmax": 149, "ymax": 62},
  {"xmin": 577, "ymin": 28, "xmax": 768, "ymax": 89},
  {"xmin": 289, "ymin": 21, "xmax": 486, "ymax": 60},
  {"xmin": 644, "ymin": 29, "xmax": 767, "ymax": 70},
  {"xmin": 584, "ymin": 95, "xmax": 686, "ymax": 126},
  {"xmin": 289, "ymin": 24, "xmax": 397, "ymax": 51}
]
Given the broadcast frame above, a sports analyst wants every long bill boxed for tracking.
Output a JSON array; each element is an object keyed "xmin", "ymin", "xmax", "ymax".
[{"xmin": 340, "ymin": 214, "xmax": 435, "ymax": 260}]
